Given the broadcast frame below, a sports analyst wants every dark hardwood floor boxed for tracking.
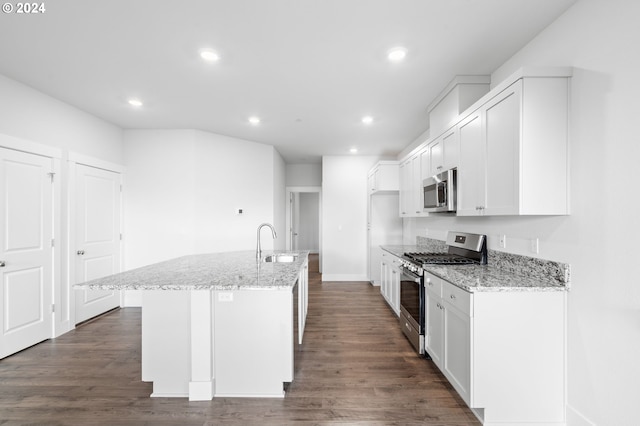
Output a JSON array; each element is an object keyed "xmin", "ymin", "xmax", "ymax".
[{"xmin": 0, "ymin": 254, "xmax": 479, "ymax": 425}]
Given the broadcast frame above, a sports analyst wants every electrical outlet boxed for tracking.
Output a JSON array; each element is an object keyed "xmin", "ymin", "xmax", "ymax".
[
  {"xmin": 236, "ymin": 208, "xmax": 243, "ymax": 215},
  {"xmin": 530, "ymin": 238, "xmax": 539, "ymax": 254},
  {"xmin": 499, "ymin": 234, "xmax": 507, "ymax": 248}
]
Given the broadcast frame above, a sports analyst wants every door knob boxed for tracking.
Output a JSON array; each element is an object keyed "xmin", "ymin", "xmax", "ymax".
[
  {"xmin": 0, "ymin": 260, "xmax": 5, "ymax": 267},
  {"xmin": 77, "ymin": 250, "xmax": 85, "ymax": 255}
]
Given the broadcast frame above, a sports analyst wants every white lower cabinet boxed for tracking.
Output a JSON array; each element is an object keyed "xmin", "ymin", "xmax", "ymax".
[
  {"xmin": 424, "ymin": 272, "xmax": 566, "ymax": 425},
  {"xmin": 380, "ymin": 252, "xmax": 400, "ymax": 315}
]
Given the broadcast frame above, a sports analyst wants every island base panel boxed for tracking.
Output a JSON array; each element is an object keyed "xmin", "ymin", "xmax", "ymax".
[
  {"xmin": 213, "ymin": 289, "xmax": 293, "ymax": 397},
  {"xmin": 141, "ymin": 288, "xmax": 294, "ymax": 399},
  {"xmin": 142, "ymin": 290, "xmax": 191, "ymax": 397}
]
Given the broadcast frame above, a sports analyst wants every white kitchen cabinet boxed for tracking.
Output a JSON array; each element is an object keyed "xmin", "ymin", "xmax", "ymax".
[
  {"xmin": 367, "ymin": 162, "xmax": 402, "ymax": 286},
  {"xmin": 428, "ymin": 127, "xmax": 459, "ymax": 177},
  {"xmin": 380, "ymin": 251, "xmax": 400, "ymax": 316},
  {"xmin": 411, "ymin": 153, "xmax": 424, "ymax": 216},
  {"xmin": 442, "ymin": 283, "xmax": 472, "ymax": 404},
  {"xmin": 399, "ymin": 158, "xmax": 411, "ymax": 217},
  {"xmin": 367, "ymin": 161, "xmax": 399, "ymax": 194},
  {"xmin": 457, "ymin": 76, "xmax": 570, "ymax": 216},
  {"xmin": 424, "ymin": 275, "xmax": 443, "ymax": 366},
  {"xmin": 399, "ymin": 151, "xmax": 427, "ymax": 218},
  {"xmin": 423, "ymin": 271, "xmax": 566, "ymax": 425},
  {"xmin": 425, "ymin": 274, "xmax": 471, "ymax": 403},
  {"xmin": 457, "ymin": 111, "xmax": 484, "ymax": 216}
]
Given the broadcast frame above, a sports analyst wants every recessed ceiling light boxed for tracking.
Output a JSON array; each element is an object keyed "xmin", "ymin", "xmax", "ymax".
[
  {"xmin": 128, "ymin": 99, "xmax": 143, "ymax": 107},
  {"xmin": 248, "ymin": 116, "xmax": 261, "ymax": 125},
  {"xmin": 387, "ymin": 47, "xmax": 407, "ymax": 62},
  {"xmin": 362, "ymin": 116, "xmax": 374, "ymax": 125},
  {"xmin": 350, "ymin": 147, "xmax": 358, "ymax": 154},
  {"xmin": 200, "ymin": 49, "xmax": 220, "ymax": 62}
]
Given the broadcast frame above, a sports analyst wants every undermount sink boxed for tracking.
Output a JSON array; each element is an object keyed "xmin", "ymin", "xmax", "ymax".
[{"xmin": 262, "ymin": 253, "xmax": 298, "ymax": 263}]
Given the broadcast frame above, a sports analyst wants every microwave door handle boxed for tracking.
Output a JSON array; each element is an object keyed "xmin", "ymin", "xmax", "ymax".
[
  {"xmin": 442, "ymin": 183, "xmax": 447, "ymax": 207},
  {"xmin": 436, "ymin": 182, "xmax": 445, "ymax": 206}
]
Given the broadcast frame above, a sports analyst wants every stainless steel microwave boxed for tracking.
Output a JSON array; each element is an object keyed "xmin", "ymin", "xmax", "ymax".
[{"xmin": 423, "ymin": 168, "xmax": 457, "ymax": 213}]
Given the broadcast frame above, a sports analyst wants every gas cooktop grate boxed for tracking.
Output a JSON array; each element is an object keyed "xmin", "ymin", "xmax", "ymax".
[{"xmin": 403, "ymin": 252, "xmax": 477, "ymax": 265}]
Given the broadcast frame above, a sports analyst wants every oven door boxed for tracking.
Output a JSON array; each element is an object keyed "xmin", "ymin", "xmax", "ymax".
[{"xmin": 399, "ymin": 267, "xmax": 425, "ymax": 354}]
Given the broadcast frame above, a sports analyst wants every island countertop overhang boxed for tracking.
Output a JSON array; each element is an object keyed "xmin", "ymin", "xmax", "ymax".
[{"xmin": 74, "ymin": 250, "xmax": 310, "ymax": 291}]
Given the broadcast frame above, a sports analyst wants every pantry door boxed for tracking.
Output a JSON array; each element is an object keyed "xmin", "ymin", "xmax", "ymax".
[
  {"xmin": 74, "ymin": 164, "xmax": 121, "ymax": 324},
  {"xmin": 0, "ymin": 147, "xmax": 54, "ymax": 359}
]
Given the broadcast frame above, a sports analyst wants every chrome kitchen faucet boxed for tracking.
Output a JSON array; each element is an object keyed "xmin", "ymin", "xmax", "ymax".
[{"xmin": 256, "ymin": 223, "xmax": 277, "ymax": 259}]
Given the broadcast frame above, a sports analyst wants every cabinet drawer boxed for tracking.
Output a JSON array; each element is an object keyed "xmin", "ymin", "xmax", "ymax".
[
  {"xmin": 442, "ymin": 281, "xmax": 472, "ymax": 316},
  {"xmin": 424, "ymin": 273, "xmax": 442, "ymax": 297}
]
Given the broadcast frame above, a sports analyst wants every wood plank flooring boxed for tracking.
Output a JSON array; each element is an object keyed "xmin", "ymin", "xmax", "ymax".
[{"xmin": 0, "ymin": 255, "xmax": 480, "ymax": 425}]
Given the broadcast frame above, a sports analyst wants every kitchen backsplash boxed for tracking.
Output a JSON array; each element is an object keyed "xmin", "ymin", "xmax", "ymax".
[{"xmin": 416, "ymin": 236, "xmax": 571, "ymax": 288}]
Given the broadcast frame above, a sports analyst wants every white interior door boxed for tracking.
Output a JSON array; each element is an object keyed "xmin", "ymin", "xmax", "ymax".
[
  {"xmin": 74, "ymin": 164, "xmax": 121, "ymax": 324},
  {"xmin": 0, "ymin": 148, "xmax": 54, "ymax": 359},
  {"xmin": 290, "ymin": 192, "xmax": 300, "ymax": 251}
]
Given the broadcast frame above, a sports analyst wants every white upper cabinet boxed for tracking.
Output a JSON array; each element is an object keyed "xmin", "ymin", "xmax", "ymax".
[
  {"xmin": 367, "ymin": 161, "xmax": 399, "ymax": 194},
  {"xmin": 428, "ymin": 127, "xmax": 459, "ymax": 177},
  {"xmin": 399, "ymin": 153, "xmax": 427, "ymax": 217},
  {"xmin": 457, "ymin": 111, "xmax": 485, "ymax": 216},
  {"xmin": 457, "ymin": 75, "xmax": 570, "ymax": 216},
  {"xmin": 398, "ymin": 67, "xmax": 571, "ymax": 218}
]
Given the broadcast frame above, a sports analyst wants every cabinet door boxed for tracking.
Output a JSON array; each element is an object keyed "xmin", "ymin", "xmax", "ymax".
[
  {"xmin": 399, "ymin": 160, "xmax": 412, "ymax": 217},
  {"xmin": 380, "ymin": 258, "xmax": 388, "ymax": 299},
  {"xmin": 420, "ymin": 147, "xmax": 431, "ymax": 180},
  {"xmin": 425, "ymin": 290, "xmax": 444, "ymax": 367},
  {"xmin": 429, "ymin": 141, "xmax": 443, "ymax": 175},
  {"xmin": 390, "ymin": 264, "xmax": 401, "ymax": 315},
  {"xmin": 442, "ymin": 127, "xmax": 459, "ymax": 170},
  {"xmin": 367, "ymin": 171, "xmax": 376, "ymax": 193},
  {"xmin": 443, "ymin": 303, "xmax": 471, "ymax": 404},
  {"xmin": 484, "ymin": 81, "xmax": 521, "ymax": 215},
  {"xmin": 457, "ymin": 111, "xmax": 484, "ymax": 216},
  {"xmin": 411, "ymin": 153, "xmax": 423, "ymax": 216}
]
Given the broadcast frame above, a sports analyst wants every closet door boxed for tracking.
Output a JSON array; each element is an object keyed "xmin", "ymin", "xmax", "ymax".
[
  {"xmin": 0, "ymin": 148, "xmax": 54, "ymax": 358},
  {"xmin": 74, "ymin": 164, "xmax": 121, "ymax": 323}
]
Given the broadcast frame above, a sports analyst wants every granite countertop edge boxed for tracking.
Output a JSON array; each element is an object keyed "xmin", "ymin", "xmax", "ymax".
[
  {"xmin": 380, "ymin": 245, "xmax": 569, "ymax": 293},
  {"xmin": 74, "ymin": 250, "xmax": 310, "ymax": 291}
]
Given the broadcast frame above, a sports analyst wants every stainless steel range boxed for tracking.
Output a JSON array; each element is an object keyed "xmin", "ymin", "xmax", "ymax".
[{"xmin": 398, "ymin": 231, "xmax": 487, "ymax": 355}]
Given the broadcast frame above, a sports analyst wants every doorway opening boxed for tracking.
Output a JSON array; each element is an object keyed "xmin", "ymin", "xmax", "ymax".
[{"xmin": 285, "ymin": 187, "xmax": 321, "ymax": 272}]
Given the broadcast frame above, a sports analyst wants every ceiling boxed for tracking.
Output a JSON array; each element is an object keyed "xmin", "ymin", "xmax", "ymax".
[{"xmin": 0, "ymin": 0, "xmax": 577, "ymax": 163}]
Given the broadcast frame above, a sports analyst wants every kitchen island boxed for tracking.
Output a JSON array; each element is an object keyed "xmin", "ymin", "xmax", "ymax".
[{"xmin": 75, "ymin": 250, "xmax": 309, "ymax": 401}]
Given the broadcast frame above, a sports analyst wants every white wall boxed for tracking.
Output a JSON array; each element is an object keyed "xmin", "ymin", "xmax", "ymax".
[
  {"xmin": 322, "ymin": 156, "xmax": 379, "ymax": 281},
  {"xmin": 403, "ymin": 1, "xmax": 640, "ymax": 424},
  {"xmin": 0, "ymin": 74, "xmax": 123, "ymax": 163},
  {"xmin": 123, "ymin": 129, "xmax": 280, "ymax": 271},
  {"xmin": 285, "ymin": 163, "xmax": 322, "ymax": 186},
  {"xmin": 272, "ymin": 149, "xmax": 287, "ymax": 251}
]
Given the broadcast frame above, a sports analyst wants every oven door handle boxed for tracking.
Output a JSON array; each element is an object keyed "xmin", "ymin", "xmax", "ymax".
[{"xmin": 401, "ymin": 267, "xmax": 422, "ymax": 282}]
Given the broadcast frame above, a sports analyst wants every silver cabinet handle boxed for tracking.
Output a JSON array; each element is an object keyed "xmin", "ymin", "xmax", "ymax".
[
  {"xmin": 77, "ymin": 250, "xmax": 85, "ymax": 255},
  {"xmin": 0, "ymin": 260, "xmax": 5, "ymax": 267}
]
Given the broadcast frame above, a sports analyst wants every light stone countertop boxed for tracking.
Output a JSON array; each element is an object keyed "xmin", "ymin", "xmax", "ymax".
[
  {"xmin": 74, "ymin": 250, "xmax": 309, "ymax": 291},
  {"xmin": 381, "ymin": 245, "xmax": 569, "ymax": 292}
]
